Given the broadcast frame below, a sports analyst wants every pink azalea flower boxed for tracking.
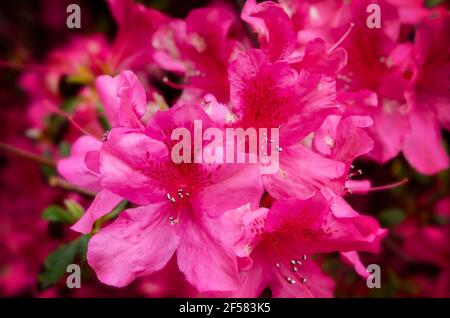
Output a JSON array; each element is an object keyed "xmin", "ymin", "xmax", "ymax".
[
  {"xmin": 322, "ymin": 1, "xmax": 410, "ymax": 165},
  {"xmin": 57, "ymin": 135, "xmax": 123, "ymax": 234},
  {"xmin": 269, "ymin": 0, "xmax": 448, "ymax": 174},
  {"xmin": 313, "ymin": 114, "xmax": 374, "ymax": 197},
  {"xmin": 20, "ymin": 35, "xmax": 110, "ymax": 131},
  {"xmin": 95, "ymin": 70, "xmax": 151, "ymax": 130},
  {"xmin": 228, "ymin": 48, "xmax": 344, "ymax": 200},
  {"xmin": 277, "ymin": 0, "xmax": 426, "ymax": 44},
  {"xmin": 386, "ymin": 0, "xmax": 428, "ymax": 25},
  {"xmin": 85, "ymin": 103, "xmax": 263, "ymax": 291},
  {"xmin": 399, "ymin": 197, "xmax": 450, "ymax": 270},
  {"xmin": 58, "ymin": 70, "xmax": 155, "ymax": 234},
  {"xmin": 107, "ymin": 0, "xmax": 169, "ymax": 70},
  {"xmin": 152, "ymin": 3, "xmax": 250, "ymax": 102},
  {"xmin": 227, "ymin": 42, "xmax": 386, "ymax": 281},
  {"xmin": 397, "ymin": 197, "xmax": 450, "ymax": 297},
  {"xmin": 403, "ymin": 11, "xmax": 450, "ymax": 174},
  {"xmin": 20, "ymin": 0, "xmax": 165, "ymax": 136},
  {"xmin": 229, "ymin": 194, "xmax": 385, "ymax": 297},
  {"xmin": 242, "ymin": 0, "xmax": 296, "ymax": 61}
]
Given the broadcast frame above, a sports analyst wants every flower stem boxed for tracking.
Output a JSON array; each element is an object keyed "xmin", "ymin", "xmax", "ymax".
[
  {"xmin": 0, "ymin": 142, "xmax": 96, "ymax": 197},
  {"xmin": 49, "ymin": 176, "xmax": 96, "ymax": 198}
]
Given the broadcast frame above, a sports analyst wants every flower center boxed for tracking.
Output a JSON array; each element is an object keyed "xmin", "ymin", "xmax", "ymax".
[{"xmin": 267, "ymin": 235, "xmax": 309, "ymax": 286}]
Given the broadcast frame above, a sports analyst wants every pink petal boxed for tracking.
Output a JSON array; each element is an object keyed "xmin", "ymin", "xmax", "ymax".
[
  {"xmin": 340, "ymin": 251, "xmax": 369, "ymax": 279},
  {"xmin": 57, "ymin": 136, "xmax": 102, "ymax": 192},
  {"xmin": 367, "ymin": 102, "xmax": 410, "ymax": 163},
  {"xmin": 403, "ymin": 108, "xmax": 449, "ymax": 175},
  {"xmin": 87, "ymin": 203, "xmax": 179, "ymax": 287},
  {"xmin": 290, "ymin": 38, "xmax": 347, "ymax": 76},
  {"xmin": 70, "ymin": 190, "xmax": 123, "ymax": 234},
  {"xmin": 270, "ymin": 259, "xmax": 335, "ymax": 298},
  {"xmin": 176, "ymin": 209, "xmax": 242, "ymax": 292},
  {"xmin": 95, "ymin": 70, "xmax": 146, "ymax": 129},
  {"xmin": 146, "ymin": 103, "xmax": 214, "ymax": 143},
  {"xmin": 264, "ymin": 143, "xmax": 346, "ymax": 200},
  {"xmin": 229, "ymin": 49, "xmax": 297, "ymax": 124},
  {"xmin": 315, "ymin": 115, "xmax": 374, "ymax": 164},
  {"xmin": 242, "ymin": 0, "xmax": 296, "ymax": 61},
  {"xmin": 108, "ymin": 0, "xmax": 168, "ymax": 69},
  {"xmin": 192, "ymin": 163, "xmax": 263, "ymax": 218},
  {"xmin": 100, "ymin": 128, "xmax": 169, "ymax": 205},
  {"xmin": 265, "ymin": 196, "xmax": 386, "ymax": 254},
  {"xmin": 217, "ymin": 248, "xmax": 270, "ymax": 298}
]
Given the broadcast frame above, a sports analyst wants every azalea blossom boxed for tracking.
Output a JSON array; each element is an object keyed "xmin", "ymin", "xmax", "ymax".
[
  {"xmin": 228, "ymin": 194, "xmax": 385, "ymax": 297},
  {"xmin": 270, "ymin": 0, "xmax": 449, "ymax": 174},
  {"xmin": 70, "ymin": 98, "xmax": 264, "ymax": 291},
  {"xmin": 2, "ymin": 0, "xmax": 448, "ymax": 299}
]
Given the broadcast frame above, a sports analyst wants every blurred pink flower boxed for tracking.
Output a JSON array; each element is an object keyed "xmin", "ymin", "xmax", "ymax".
[{"xmin": 152, "ymin": 3, "xmax": 250, "ymax": 102}]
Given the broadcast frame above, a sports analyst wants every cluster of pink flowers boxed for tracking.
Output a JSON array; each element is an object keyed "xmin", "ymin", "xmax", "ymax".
[{"xmin": 9, "ymin": 0, "xmax": 448, "ymax": 297}]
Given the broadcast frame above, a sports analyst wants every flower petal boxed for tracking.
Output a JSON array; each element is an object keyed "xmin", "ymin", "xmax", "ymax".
[
  {"xmin": 403, "ymin": 108, "xmax": 449, "ymax": 175},
  {"xmin": 87, "ymin": 203, "xmax": 178, "ymax": 287},
  {"xmin": 100, "ymin": 128, "xmax": 169, "ymax": 205},
  {"xmin": 177, "ymin": 209, "xmax": 241, "ymax": 292},
  {"xmin": 57, "ymin": 136, "xmax": 102, "ymax": 192},
  {"xmin": 70, "ymin": 190, "xmax": 123, "ymax": 234},
  {"xmin": 270, "ymin": 259, "xmax": 335, "ymax": 298}
]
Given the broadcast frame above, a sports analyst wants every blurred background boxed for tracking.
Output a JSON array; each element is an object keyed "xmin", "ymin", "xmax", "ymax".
[{"xmin": 0, "ymin": 0, "xmax": 449, "ymax": 297}]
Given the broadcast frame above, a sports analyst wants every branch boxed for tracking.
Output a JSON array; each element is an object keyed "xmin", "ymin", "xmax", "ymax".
[
  {"xmin": 1, "ymin": 142, "xmax": 96, "ymax": 198},
  {"xmin": 0, "ymin": 142, "xmax": 56, "ymax": 167},
  {"xmin": 49, "ymin": 176, "xmax": 96, "ymax": 198}
]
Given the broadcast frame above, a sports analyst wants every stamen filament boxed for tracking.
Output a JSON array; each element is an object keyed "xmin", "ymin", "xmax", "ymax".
[
  {"xmin": 368, "ymin": 178, "xmax": 408, "ymax": 192},
  {"xmin": 327, "ymin": 23, "xmax": 355, "ymax": 54},
  {"xmin": 162, "ymin": 76, "xmax": 189, "ymax": 90}
]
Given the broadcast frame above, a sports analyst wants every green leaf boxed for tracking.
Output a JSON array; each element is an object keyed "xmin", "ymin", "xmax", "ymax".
[
  {"xmin": 433, "ymin": 215, "xmax": 449, "ymax": 226},
  {"xmin": 42, "ymin": 205, "xmax": 74, "ymax": 224},
  {"xmin": 426, "ymin": 0, "xmax": 445, "ymax": 7},
  {"xmin": 98, "ymin": 114, "xmax": 111, "ymax": 131},
  {"xmin": 379, "ymin": 208, "xmax": 406, "ymax": 227},
  {"xmin": 64, "ymin": 200, "xmax": 85, "ymax": 221},
  {"xmin": 99, "ymin": 200, "xmax": 129, "ymax": 223},
  {"xmin": 40, "ymin": 148, "xmax": 56, "ymax": 178},
  {"xmin": 44, "ymin": 114, "xmax": 69, "ymax": 144},
  {"xmin": 60, "ymin": 97, "xmax": 79, "ymax": 112},
  {"xmin": 78, "ymin": 235, "xmax": 89, "ymax": 263},
  {"xmin": 38, "ymin": 238, "xmax": 83, "ymax": 289}
]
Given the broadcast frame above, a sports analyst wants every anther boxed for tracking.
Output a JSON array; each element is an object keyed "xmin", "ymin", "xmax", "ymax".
[
  {"xmin": 102, "ymin": 131, "xmax": 109, "ymax": 142},
  {"xmin": 285, "ymin": 276, "xmax": 296, "ymax": 284},
  {"xmin": 166, "ymin": 193, "xmax": 176, "ymax": 203},
  {"xmin": 168, "ymin": 216, "xmax": 178, "ymax": 225}
]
